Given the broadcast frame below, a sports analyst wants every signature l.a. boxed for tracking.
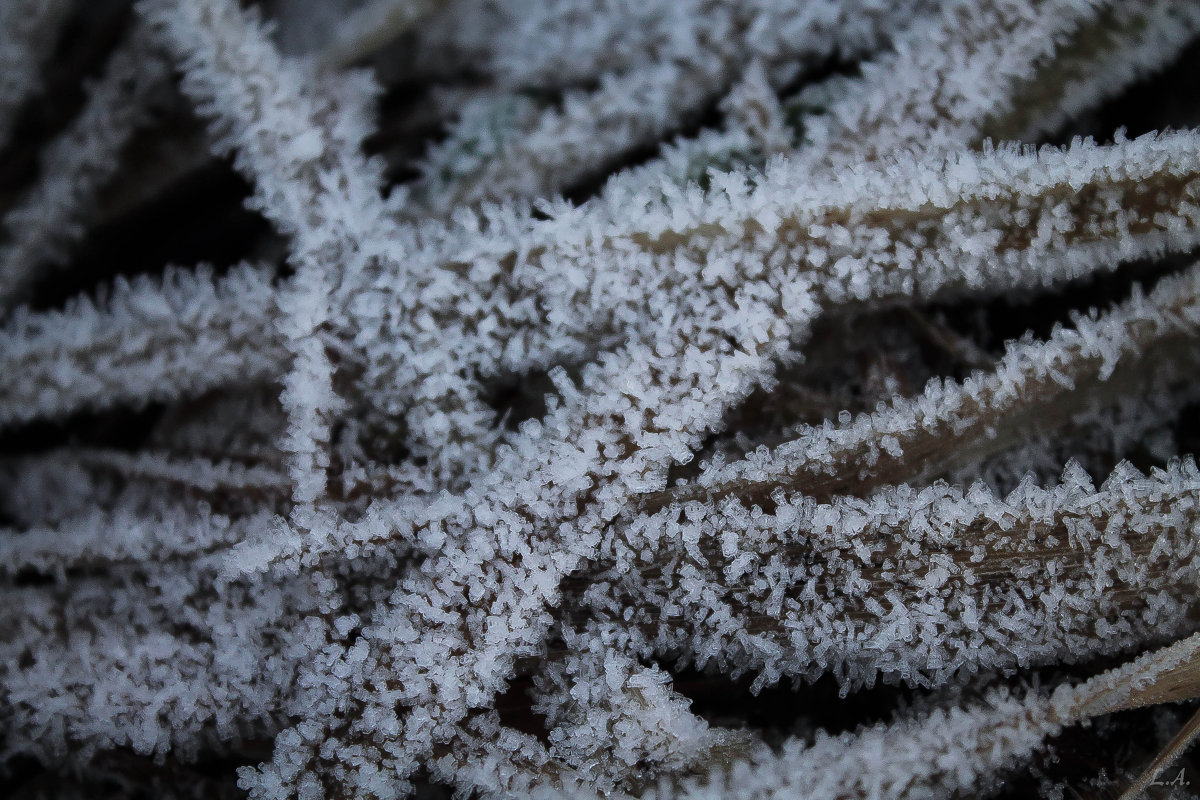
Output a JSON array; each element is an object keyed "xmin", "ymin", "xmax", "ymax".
[{"xmin": 1149, "ymin": 767, "xmax": 1191, "ymax": 788}]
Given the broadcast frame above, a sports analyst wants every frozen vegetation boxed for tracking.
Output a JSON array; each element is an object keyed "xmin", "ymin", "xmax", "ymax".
[{"xmin": 3, "ymin": 0, "xmax": 1200, "ymax": 797}]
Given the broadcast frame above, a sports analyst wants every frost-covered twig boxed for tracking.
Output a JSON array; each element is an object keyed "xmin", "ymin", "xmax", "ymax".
[
  {"xmin": 0, "ymin": 502, "xmax": 271, "ymax": 575},
  {"xmin": 0, "ymin": 263, "xmax": 282, "ymax": 427},
  {"xmin": 143, "ymin": 0, "xmax": 368, "ymax": 530},
  {"xmin": 0, "ymin": 562, "xmax": 321, "ymax": 764},
  {"xmin": 0, "ymin": 0, "xmax": 73, "ymax": 151},
  {"xmin": 0, "ymin": 28, "xmax": 169, "ymax": 313},
  {"xmin": 984, "ymin": 1, "xmax": 1200, "ymax": 142},
  {"xmin": 663, "ymin": 633, "xmax": 1200, "ymax": 800},
  {"xmin": 795, "ymin": 0, "xmax": 1200, "ymax": 172},
  {"xmin": 74, "ymin": 448, "xmax": 291, "ymax": 499},
  {"xmin": 588, "ymin": 458, "xmax": 1200, "ymax": 693},
  {"xmin": 654, "ymin": 264, "xmax": 1200, "ymax": 510}
]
